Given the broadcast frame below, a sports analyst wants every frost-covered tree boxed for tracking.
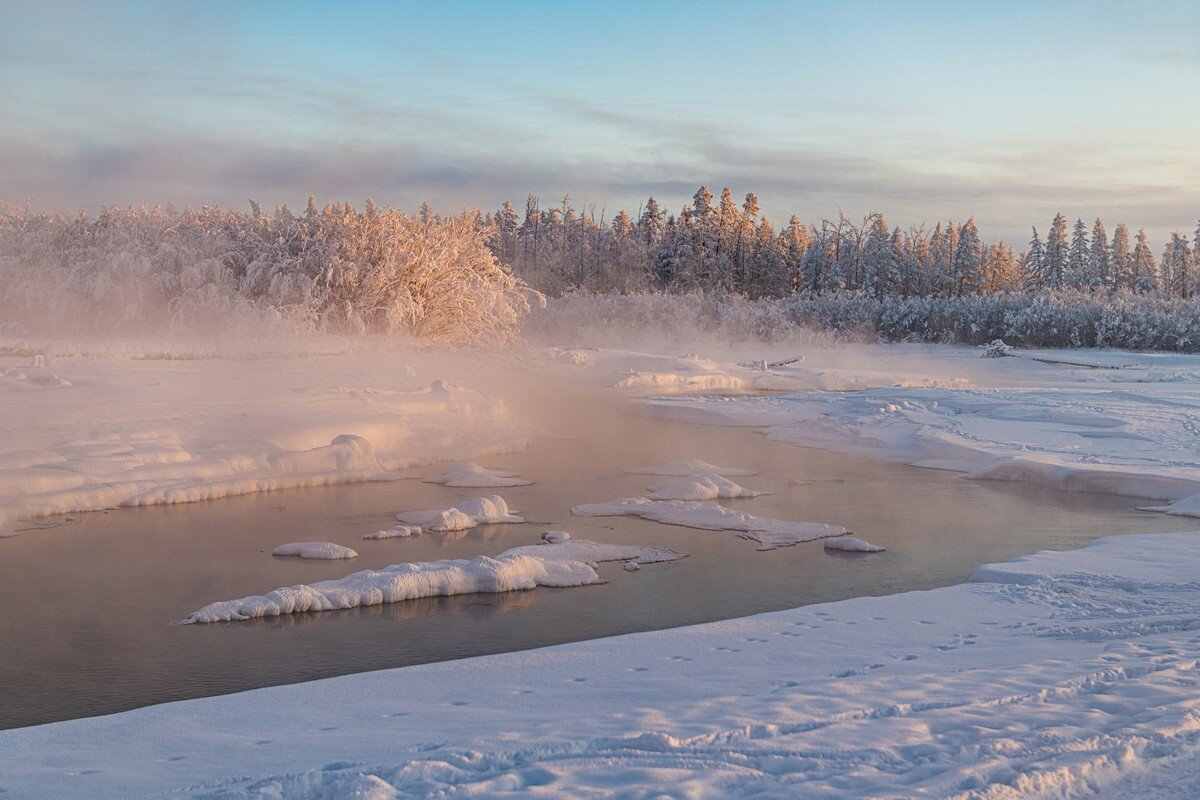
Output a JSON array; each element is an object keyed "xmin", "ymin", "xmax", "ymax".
[
  {"xmin": 779, "ymin": 215, "xmax": 812, "ymax": 292},
  {"xmin": 1043, "ymin": 213, "xmax": 1069, "ymax": 288},
  {"xmin": 1024, "ymin": 227, "xmax": 1045, "ymax": 290},
  {"xmin": 1131, "ymin": 228, "xmax": 1159, "ymax": 293},
  {"xmin": 1067, "ymin": 218, "xmax": 1090, "ymax": 288},
  {"xmin": 951, "ymin": 217, "xmax": 983, "ymax": 295},
  {"xmin": 1088, "ymin": 218, "xmax": 1110, "ymax": 290},
  {"xmin": 1110, "ymin": 223, "xmax": 1132, "ymax": 291},
  {"xmin": 861, "ymin": 213, "xmax": 897, "ymax": 298},
  {"xmin": 1162, "ymin": 232, "xmax": 1195, "ymax": 298}
]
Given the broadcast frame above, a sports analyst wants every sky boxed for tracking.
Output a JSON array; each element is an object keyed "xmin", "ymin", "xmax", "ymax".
[{"xmin": 1, "ymin": 0, "xmax": 1198, "ymax": 245}]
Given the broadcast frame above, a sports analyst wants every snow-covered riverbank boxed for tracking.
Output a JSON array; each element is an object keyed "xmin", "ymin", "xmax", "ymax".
[
  {"xmin": 5, "ymin": 339, "xmax": 1200, "ymax": 798},
  {"xmin": 543, "ymin": 342, "xmax": 1200, "ymax": 516},
  {"xmin": 3, "ymin": 531, "xmax": 1200, "ymax": 798},
  {"xmin": 0, "ymin": 348, "xmax": 531, "ymax": 536}
]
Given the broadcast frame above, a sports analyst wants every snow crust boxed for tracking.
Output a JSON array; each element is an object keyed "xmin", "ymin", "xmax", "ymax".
[
  {"xmin": 571, "ymin": 497, "xmax": 848, "ymax": 550},
  {"xmin": 824, "ymin": 536, "xmax": 885, "ymax": 552},
  {"xmin": 0, "ymin": 353, "xmax": 531, "ymax": 535},
  {"xmin": 15, "ymin": 532, "xmax": 1200, "ymax": 799},
  {"xmin": 421, "ymin": 461, "xmax": 531, "ymax": 487},
  {"xmin": 629, "ymin": 344, "xmax": 1200, "ymax": 517},
  {"xmin": 395, "ymin": 495, "xmax": 523, "ymax": 531},
  {"xmin": 505, "ymin": 537, "xmax": 686, "ymax": 565},
  {"xmin": 646, "ymin": 474, "xmax": 763, "ymax": 500},
  {"xmin": 183, "ymin": 552, "xmax": 600, "ymax": 624},
  {"xmin": 362, "ymin": 525, "xmax": 421, "ymax": 540},
  {"xmin": 272, "ymin": 542, "xmax": 358, "ymax": 560}
]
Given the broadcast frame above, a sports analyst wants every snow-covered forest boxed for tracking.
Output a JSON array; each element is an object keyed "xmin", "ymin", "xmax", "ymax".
[
  {"xmin": 0, "ymin": 201, "xmax": 534, "ymax": 344},
  {"xmin": 5, "ymin": 191, "xmax": 1200, "ymax": 351},
  {"xmin": 487, "ymin": 187, "xmax": 1200, "ymax": 300}
]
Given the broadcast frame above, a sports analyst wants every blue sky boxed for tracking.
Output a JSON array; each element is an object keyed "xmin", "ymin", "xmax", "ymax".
[{"xmin": 1, "ymin": 0, "xmax": 1198, "ymax": 243}]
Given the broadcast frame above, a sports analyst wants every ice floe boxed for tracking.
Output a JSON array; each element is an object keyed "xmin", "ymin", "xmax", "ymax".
[
  {"xmin": 823, "ymin": 536, "xmax": 885, "ymax": 553},
  {"xmin": 571, "ymin": 497, "xmax": 847, "ymax": 550},
  {"xmin": 182, "ymin": 553, "xmax": 601, "ymax": 623},
  {"xmin": 505, "ymin": 537, "xmax": 686, "ymax": 565},
  {"xmin": 362, "ymin": 525, "xmax": 422, "ymax": 540},
  {"xmin": 624, "ymin": 459, "xmax": 757, "ymax": 477},
  {"xmin": 395, "ymin": 495, "xmax": 524, "ymax": 531},
  {"xmin": 271, "ymin": 542, "xmax": 359, "ymax": 559},
  {"xmin": 646, "ymin": 474, "xmax": 763, "ymax": 500},
  {"xmin": 421, "ymin": 462, "xmax": 531, "ymax": 487}
]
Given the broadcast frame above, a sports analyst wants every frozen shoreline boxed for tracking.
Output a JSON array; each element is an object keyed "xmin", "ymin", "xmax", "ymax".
[
  {"xmin": 5, "ymin": 531, "xmax": 1200, "ymax": 798},
  {"xmin": 5, "ymin": 340, "xmax": 1200, "ymax": 797}
]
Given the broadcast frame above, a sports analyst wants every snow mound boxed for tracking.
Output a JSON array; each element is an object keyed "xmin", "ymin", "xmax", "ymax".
[
  {"xmin": 421, "ymin": 462, "xmax": 531, "ymax": 487},
  {"xmin": 624, "ymin": 561, "xmax": 640, "ymax": 571},
  {"xmin": 541, "ymin": 530, "xmax": 571, "ymax": 543},
  {"xmin": 824, "ymin": 536, "xmax": 885, "ymax": 553},
  {"xmin": 363, "ymin": 525, "xmax": 421, "ymax": 540},
  {"xmin": 183, "ymin": 553, "xmax": 601, "ymax": 623},
  {"xmin": 647, "ymin": 474, "xmax": 764, "ymax": 500},
  {"xmin": 396, "ymin": 495, "xmax": 524, "ymax": 530},
  {"xmin": 571, "ymin": 498, "xmax": 847, "ymax": 550},
  {"xmin": 625, "ymin": 460, "xmax": 757, "ymax": 477},
  {"xmin": 506, "ymin": 538, "xmax": 686, "ymax": 565},
  {"xmin": 0, "ymin": 366, "xmax": 72, "ymax": 388},
  {"xmin": 272, "ymin": 542, "xmax": 358, "ymax": 559}
]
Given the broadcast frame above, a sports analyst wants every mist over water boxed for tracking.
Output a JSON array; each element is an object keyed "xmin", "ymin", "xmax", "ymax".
[{"xmin": 1, "ymin": 377, "xmax": 1193, "ymax": 729}]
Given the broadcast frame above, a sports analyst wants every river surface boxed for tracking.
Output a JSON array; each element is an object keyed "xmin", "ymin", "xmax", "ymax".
[{"xmin": 0, "ymin": 390, "xmax": 1193, "ymax": 729}]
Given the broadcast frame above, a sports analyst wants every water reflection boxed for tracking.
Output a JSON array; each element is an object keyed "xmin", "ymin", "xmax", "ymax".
[{"xmin": 0, "ymin": 399, "xmax": 1193, "ymax": 730}]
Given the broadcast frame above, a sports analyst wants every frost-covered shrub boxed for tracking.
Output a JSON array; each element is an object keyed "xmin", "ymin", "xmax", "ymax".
[
  {"xmin": 524, "ymin": 290, "xmax": 1200, "ymax": 352},
  {"xmin": 0, "ymin": 203, "xmax": 535, "ymax": 345}
]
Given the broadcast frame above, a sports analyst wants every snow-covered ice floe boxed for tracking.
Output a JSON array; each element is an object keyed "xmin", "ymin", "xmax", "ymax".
[
  {"xmin": 272, "ymin": 542, "xmax": 358, "ymax": 560},
  {"xmin": 19, "ymin": 531, "xmax": 1200, "ymax": 798},
  {"xmin": 823, "ymin": 536, "xmax": 885, "ymax": 552},
  {"xmin": 395, "ymin": 495, "xmax": 523, "ymax": 532},
  {"xmin": 421, "ymin": 461, "xmax": 531, "ymax": 487},
  {"xmin": 646, "ymin": 474, "xmax": 764, "ymax": 500},
  {"xmin": 506, "ymin": 537, "xmax": 686, "ymax": 565},
  {"xmin": 571, "ymin": 497, "xmax": 847, "ymax": 550},
  {"xmin": 182, "ymin": 553, "xmax": 601, "ymax": 624},
  {"xmin": 362, "ymin": 525, "xmax": 421, "ymax": 540},
  {"xmin": 624, "ymin": 459, "xmax": 757, "ymax": 477}
]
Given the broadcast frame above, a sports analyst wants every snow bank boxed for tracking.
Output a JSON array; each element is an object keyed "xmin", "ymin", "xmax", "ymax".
[
  {"xmin": 362, "ymin": 525, "xmax": 421, "ymax": 540},
  {"xmin": 421, "ymin": 462, "xmax": 531, "ymax": 487},
  {"xmin": 19, "ymin": 532, "xmax": 1200, "ymax": 798},
  {"xmin": 395, "ymin": 495, "xmax": 523, "ymax": 531},
  {"xmin": 571, "ymin": 497, "xmax": 848, "ymax": 550},
  {"xmin": 823, "ymin": 536, "xmax": 885, "ymax": 553},
  {"xmin": 505, "ymin": 538, "xmax": 686, "ymax": 565},
  {"xmin": 646, "ymin": 474, "xmax": 763, "ymax": 500},
  {"xmin": 638, "ymin": 344, "xmax": 1200, "ymax": 517},
  {"xmin": 0, "ymin": 354, "xmax": 532, "ymax": 535},
  {"xmin": 183, "ymin": 553, "xmax": 601, "ymax": 624},
  {"xmin": 625, "ymin": 459, "xmax": 757, "ymax": 477},
  {"xmin": 272, "ymin": 542, "xmax": 358, "ymax": 560}
]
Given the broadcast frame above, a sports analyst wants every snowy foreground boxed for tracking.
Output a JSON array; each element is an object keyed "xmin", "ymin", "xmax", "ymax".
[
  {"xmin": 3, "ymin": 532, "xmax": 1200, "ymax": 798},
  {"xmin": 6, "ymin": 341, "xmax": 1200, "ymax": 797}
]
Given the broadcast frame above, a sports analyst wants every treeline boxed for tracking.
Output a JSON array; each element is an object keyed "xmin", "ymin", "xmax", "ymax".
[
  {"xmin": 526, "ymin": 291, "xmax": 1200, "ymax": 352},
  {"xmin": 0, "ymin": 200, "xmax": 533, "ymax": 343},
  {"xmin": 487, "ymin": 187, "xmax": 1200, "ymax": 299}
]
